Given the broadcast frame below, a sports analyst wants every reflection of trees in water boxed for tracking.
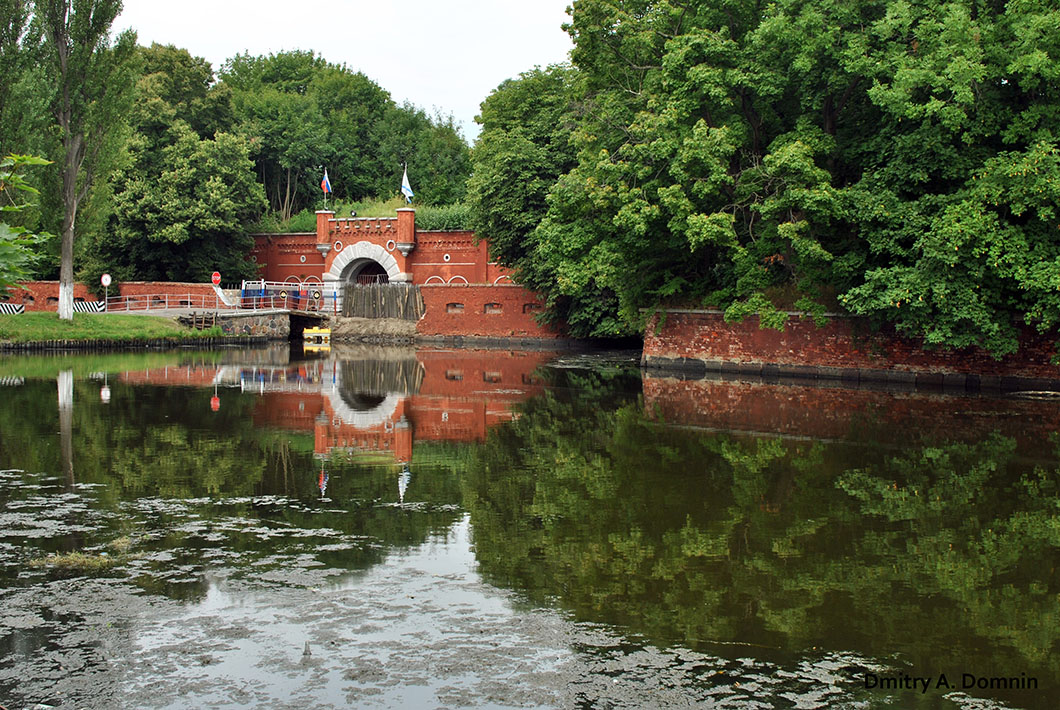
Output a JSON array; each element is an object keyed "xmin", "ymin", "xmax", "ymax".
[
  {"xmin": 0, "ymin": 379, "xmax": 465, "ymax": 604},
  {"xmin": 460, "ymin": 371, "xmax": 1060, "ymax": 698}
]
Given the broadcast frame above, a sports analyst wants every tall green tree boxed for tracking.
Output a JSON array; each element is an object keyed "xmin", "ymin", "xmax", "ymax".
[
  {"xmin": 370, "ymin": 103, "xmax": 470, "ymax": 205},
  {"xmin": 467, "ymin": 65, "xmax": 579, "ymax": 270},
  {"xmin": 476, "ymin": 0, "xmax": 1060, "ymax": 350},
  {"xmin": 1, "ymin": 2, "xmax": 50, "ymax": 240},
  {"xmin": 220, "ymin": 50, "xmax": 469, "ymax": 218},
  {"xmin": 85, "ymin": 43, "xmax": 264, "ymax": 283},
  {"xmin": 134, "ymin": 42, "xmax": 234, "ymax": 140},
  {"xmin": 0, "ymin": 0, "xmax": 35, "ymax": 156},
  {"xmin": 95, "ymin": 124, "xmax": 265, "ymax": 282},
  {"xmin": 222, "ymin": 51, "xmax": 377, "ymax": 219},
  {"xmin": 38, "ymin": 0, "xmax": 137, "ymax": 319}
]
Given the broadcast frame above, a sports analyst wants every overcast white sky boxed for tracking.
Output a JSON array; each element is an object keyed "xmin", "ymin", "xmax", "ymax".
[{"xmin": 115, "ymin": 1, "xmax": 574, "ymax": 142}]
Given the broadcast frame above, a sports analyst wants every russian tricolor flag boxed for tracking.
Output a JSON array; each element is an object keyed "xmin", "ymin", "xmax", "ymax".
[{"xmin": 321, "ymin": 169, "xmax": 332, "ymax": 194}]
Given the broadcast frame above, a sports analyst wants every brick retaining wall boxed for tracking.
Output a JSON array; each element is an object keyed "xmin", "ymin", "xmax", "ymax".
[
  {"xmin": 643, "ymin": 374, "xmax": 1060, "ymax": 447},
  {"xmin": 643, "ymin": 310, "xmax": 1060, "ymax": 391}
]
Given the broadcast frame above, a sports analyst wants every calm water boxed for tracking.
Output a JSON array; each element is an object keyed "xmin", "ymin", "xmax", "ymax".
[{"xmin": 0, "ymin": 345, "xmax": 1057, "ymax": 709}]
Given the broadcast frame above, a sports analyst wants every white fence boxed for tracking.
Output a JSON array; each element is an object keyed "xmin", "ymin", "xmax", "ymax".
[{"xmin": 103, "ymin": 293, "xmax": 236, "ymax": 312}]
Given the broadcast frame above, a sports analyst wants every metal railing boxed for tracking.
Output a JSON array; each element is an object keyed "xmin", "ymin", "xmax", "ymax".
[
  {"xmin": 104, "ymin": 293, "xmax": 237, "ymax": 312},
  {"xmin": 89, "ymin": 282, "xmax": 383, "ymax": 313},
  {"xmin": 354, "ymin": 273, "xmax": 389, "ymax": 285},
  {"xmin": 239, "ymin": 281, "xmax": 344, "ymax": 313}
]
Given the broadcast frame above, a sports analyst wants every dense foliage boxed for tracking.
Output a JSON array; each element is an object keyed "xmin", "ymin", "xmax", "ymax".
[
  {"xmin": 81, "ymin": 44, "xmax": 266, "ymax": 284},
  {"xmin": 220, "ymin": 50, "xmax": 469, "ymax": 218},
  {"xmin": 0, "ymin": 154, "xmax": 50, "ymax": 289},
  {"xmin": 6, "ymin": 0, "xmax": 1059, "ymax": 351},
  {"xmin": 469, "ymin": 0, "xmax": 1060, "ymax": 351},
  {"xmin": 461, "ymin": 368, "xmax": 1060, "ymax": 678},
  {"xmin": 0, "ymin": 6, "xmax": 470, "ymax": 289}
]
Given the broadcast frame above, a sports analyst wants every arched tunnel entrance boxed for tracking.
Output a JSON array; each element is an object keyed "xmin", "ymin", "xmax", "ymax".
[{"xmin": 344, "ymin": 258, "xmax": 390, "ymax": 286}]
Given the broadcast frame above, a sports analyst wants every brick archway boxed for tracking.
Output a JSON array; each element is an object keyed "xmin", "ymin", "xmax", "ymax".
[{"xmin": 325, "ymin": 241, "xmax": 403, "ymax": 283}]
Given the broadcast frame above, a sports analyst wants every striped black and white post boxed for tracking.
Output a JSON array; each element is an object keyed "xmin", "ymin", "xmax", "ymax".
[
  {"xmin": 0, "ymin": 304, "xmax": 26, "ymax": 315},
  {"xmin": 72, "ymin": 302, "xmax": 107, "ymax": 313}
]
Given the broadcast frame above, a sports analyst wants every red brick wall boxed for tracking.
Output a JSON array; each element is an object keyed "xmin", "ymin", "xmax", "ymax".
[
  {"xmin": 643, "ymin": 375, "xmax": 1060, "ymax": 447},
  {"xmin": 251, "ymin": 227, "xmax": 516, "ymax": 288},
  {"xmin": 417, "ymin": 285, "xmax": 561, "ymax": 338},
  {"xmin": 250, "ymin": 233, "xmax": 326, "ymax": 283},
  {"xmin": 644, "ymin": 310, "xmax": 1060, "ymax": 380},
  {"xmin": 408, "ymin": 231, "xmax": 487, "ymax": 285},
  {"xmin": 416, "ymin": 349, "xmax": 553, "ymax": 397},
  {"xmin": 322, "ymin": 216, "xmax": 413, "ymax": 278},
  {"xmin": 5, "ymin": 282, "xmax": 225, "ymax": 311},
  {"xmin": 3, "ymin": 281, "xmax": 97, "ymax": 310}
]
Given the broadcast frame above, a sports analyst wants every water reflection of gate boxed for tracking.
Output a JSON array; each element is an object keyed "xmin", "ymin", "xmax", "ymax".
[
  {"xmin": 315, "ymin": 354, "xmax": 424, "ymax": 462},
  {"xmin": 115, "ymin": 349, "xmax": 555, "ymax": 464}
]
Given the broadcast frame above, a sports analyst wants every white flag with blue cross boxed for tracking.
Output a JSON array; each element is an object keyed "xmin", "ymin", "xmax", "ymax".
[{"xmin": 400, "ymin": 165, "xmax": 414, "ymax": 203}]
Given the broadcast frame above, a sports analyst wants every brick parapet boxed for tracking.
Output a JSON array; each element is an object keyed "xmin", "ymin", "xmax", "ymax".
[{"xmin": 5, "ymin": 281, "xmax": 226, "ymax": 311}]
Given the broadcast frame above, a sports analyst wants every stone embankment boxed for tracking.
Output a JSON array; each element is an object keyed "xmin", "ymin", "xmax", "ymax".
[{"xmin": 329, "ymin": 316, "xmax": 418, "ymax": 343}]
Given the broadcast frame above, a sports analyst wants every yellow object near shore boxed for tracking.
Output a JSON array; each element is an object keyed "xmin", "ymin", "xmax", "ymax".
[{"xmin": 303, "ymin": 326, "xmax": 331, "ymax": 351}]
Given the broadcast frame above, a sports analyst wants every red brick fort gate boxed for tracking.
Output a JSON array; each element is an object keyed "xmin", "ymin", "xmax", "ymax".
[{"xmin": 248, "ymin": 209, "xmax": 560, "ymax": 339}]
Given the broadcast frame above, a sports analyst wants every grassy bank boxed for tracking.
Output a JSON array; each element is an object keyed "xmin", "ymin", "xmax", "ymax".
[{"xmin": 0, "ymin": 312, "xmax": 218, "ymax": 343}]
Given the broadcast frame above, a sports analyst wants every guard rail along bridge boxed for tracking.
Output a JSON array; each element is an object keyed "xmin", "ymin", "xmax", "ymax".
[
  {"xmin": 235, "ymin": 279, "xmax": 424, "ymax": 341},
  {"xmin": 91, "ymin": 279, "xmax": 425, "ymax": 339}
]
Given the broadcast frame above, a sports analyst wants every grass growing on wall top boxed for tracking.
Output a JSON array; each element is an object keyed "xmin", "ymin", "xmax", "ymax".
[{"xmin": 254, "ymin": 199, "xmax": 471, "ymax": 233}]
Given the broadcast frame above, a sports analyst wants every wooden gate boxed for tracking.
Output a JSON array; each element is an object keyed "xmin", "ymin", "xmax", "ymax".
[{"xmin": 342, "ymin": 283, "xmax": 424, "ymax": 321}]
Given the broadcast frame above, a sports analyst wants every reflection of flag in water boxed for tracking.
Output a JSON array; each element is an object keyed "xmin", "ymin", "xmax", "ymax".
[
  {"xmin": 321, "ymin": 169, "xmax": 332, "ymax": 194},
  {"xmin": 400, "ymin": 165, "xmax": 414, "ymax": 203},
  {"xmin": 318, "ymin": 467, "xmax": 329, "ymax": 497},
  {"xmin": 398, "ymin": 463, "xmax": 410, "ymax": 503}
]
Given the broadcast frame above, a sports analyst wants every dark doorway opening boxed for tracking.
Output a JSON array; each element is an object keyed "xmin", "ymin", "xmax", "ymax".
[{"xmin": 354, "ymin": 262, "xmax": 389, "ymax": 285}]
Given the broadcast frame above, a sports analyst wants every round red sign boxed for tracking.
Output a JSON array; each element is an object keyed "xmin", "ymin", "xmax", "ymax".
[{"xmin": 211, "ymin": 271, "xmax": 221, "ymax": 286}]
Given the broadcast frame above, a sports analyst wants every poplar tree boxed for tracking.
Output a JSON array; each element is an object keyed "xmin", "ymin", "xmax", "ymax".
[{"xmin": 38, "ymin": 0, "xmax": 136, "ymax": 319}]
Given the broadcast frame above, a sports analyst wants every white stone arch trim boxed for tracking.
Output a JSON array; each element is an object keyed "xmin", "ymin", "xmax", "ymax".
[
  {"xmin": 447, "ymin": 275, "xmax": 469, "ymax": 285},
  {"xmin": 323, "ymin": 370, "xmax": 401, "ymax": 428},
  {"xmin": 424, "ymin": 276, "xmax": 445, "ymax": 285},
  {"xmin": 327, "ymin": 240, "xmax": 401, "ymax": 282},
  {"xmin": 493, "ymin": 275, "xmax": 512, "ymax": 285}
]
